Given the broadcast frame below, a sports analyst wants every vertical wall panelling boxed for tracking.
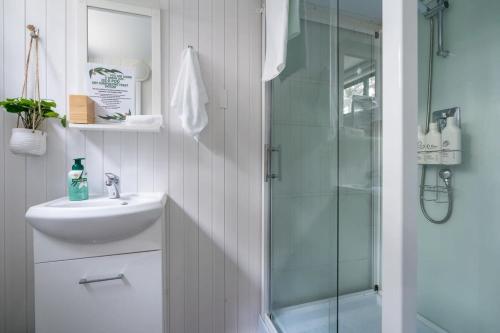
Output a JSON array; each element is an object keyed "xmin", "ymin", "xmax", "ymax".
[
  {"xmin": 121, "ymin": 132, "xmax": 139, "ymax": 193},
  {"xmin": 182, "ymin": 0, "xmax": 200, "ymax": 331},
  {"xmin": 103, "ymin": 132, "xmax": 121, "ymax": 180},
  {"xmin": 211, "ymin": 0, "xmax": 227, "ymax": 331},
  {"xmin": 168, "ymin": 0, "xmax": 186, "ymax": 331},
  {"xmin": 44, "ymin": 7, "xmax": 68, "ymax": 331},
  {"xmin": 137, "ymin": 133, "xmax": 155, "ymax": 192},
  {"xmin": 85, "ymin": 131, "xmax": 104, "ymax": 194},
  {"xmin": 157, "ymin": 3, "xmax": 169, "ymax": 332},
  {"xmin": 224, "ymin": 0, "xmax": 239, "ymax": 330},
  {"xmin": 249, "ymin": 0, "xmax": 263, "ymax": 328},
  {"xmin": 198, "ymin": 0, "xmax": 214, "ymax": 331},
  {"xmin": 0, "ymin": 0, "xmax": 263, "ymax": 332},
  {"xmin": 237, "ymin": 0, "xmax": 251, "ymax": 330},
  {"xmin": 65, "ymin": 0, "xmax": 86, "ymax": 177},
  {"xmin": 0, "ymin": 0, "xmax": 5, "ymax": 330},
  {"xmin": 4, "ymin": 1, "xmax": 28, "ymax": 332},
  {"xmin": 155, "ymin": 2, "xmax": 169, "ymax": 198},
  {"xmin": 25, "ymin": 2, "xmax": 47, "ymax": 331},
  {"xmin": 46, "ymin": 0, "xmax": 67, "ymax": 201}
]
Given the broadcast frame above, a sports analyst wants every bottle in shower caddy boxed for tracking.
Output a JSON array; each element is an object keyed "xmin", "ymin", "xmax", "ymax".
[
  {"xmin": 417, "ymin": 126, "xmax": 425, "ymax": 164},
  {"xmin": 424, "ymin": 122, "xmax": 441, "ymax": 164},
  {"xmin": 441, "ymin": 116, "xmax": 462, "ymax": 165}
]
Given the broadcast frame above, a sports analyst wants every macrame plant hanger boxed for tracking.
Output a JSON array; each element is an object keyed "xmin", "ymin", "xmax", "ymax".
[{"xmin": 20, "ymin": 24, "xmax": 41, "ymax": 131}]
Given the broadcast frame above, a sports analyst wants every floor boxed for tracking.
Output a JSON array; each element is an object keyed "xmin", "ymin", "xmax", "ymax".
[{"xmin": 271, "ymin": 291, "xmax": 446, "ymax": 333}]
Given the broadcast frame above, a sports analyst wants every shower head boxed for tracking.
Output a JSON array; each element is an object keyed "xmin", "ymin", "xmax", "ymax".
[{"xmin": 418, "ymin": 0, "xmax": 433, "ymax": 14}]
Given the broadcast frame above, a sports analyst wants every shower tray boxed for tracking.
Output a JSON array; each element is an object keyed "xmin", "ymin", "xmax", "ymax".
[{"xmin": 270, "ymin": 291, "xmax": 447, "ymax": 333}]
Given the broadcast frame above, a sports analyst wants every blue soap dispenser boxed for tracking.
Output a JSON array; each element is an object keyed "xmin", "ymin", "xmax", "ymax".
[{"xmin": 68, "ymin": 158, "xmax": 89, "ymax": 201}]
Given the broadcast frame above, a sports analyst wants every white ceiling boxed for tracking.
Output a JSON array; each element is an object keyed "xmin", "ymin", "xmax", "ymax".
[{"xmin": 306, "ymin": 0, "xmax": 382, "ymax": 23}]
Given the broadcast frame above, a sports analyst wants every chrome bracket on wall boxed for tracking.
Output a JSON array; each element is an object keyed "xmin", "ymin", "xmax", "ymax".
[{"xmin": 432, "ymin": 106, "xmax": 460, "ymax": 131}]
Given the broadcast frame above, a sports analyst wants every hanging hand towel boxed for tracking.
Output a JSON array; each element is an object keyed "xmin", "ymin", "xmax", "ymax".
[
  {"xmin": 262, "ymin": 0, "xmax": 302, "ymax": 81},
  {"xmin": 171, "ymin": 47, "xmax": 209, "ymax": 141},
  {"xmin": 262, "ymin": 0, "xmax": 289, "ymax": 81}
]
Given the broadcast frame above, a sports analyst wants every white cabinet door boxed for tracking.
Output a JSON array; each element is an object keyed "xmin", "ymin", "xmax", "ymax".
[{"xmin": 35, "ymin": 251, "xmax": 163, "ymax": 333}]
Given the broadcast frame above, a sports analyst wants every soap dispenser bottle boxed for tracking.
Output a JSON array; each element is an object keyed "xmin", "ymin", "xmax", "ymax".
[
  {"xmin": 68, "ymin": 158, "xmax": 89, "ymax": 201},
  {"xmin": 441, "ymin": 116, "xmax": 462, "ymax": 165},
  {"xmin": 425, "ymin": 122, "xmax": 441, "ymax": 164}
]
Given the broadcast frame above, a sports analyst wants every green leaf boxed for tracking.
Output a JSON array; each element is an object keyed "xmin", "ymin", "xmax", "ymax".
[
  {"xmin": 40, "ymin": 99, "xmax": 57, "ymax": 108},
  {"xmin": 60, "ymin": 115, "xmax": 67, "ymax": 128},
  {"xmin": 98, "ymin": 111, "xmax": 129, "ymax": 122},
  {"xmin": 0, "ymin": 97, "xmax": 64, "ymax": 128},
  {"xmin": 43, "ymin": 111, "xmax": 59, "ymax": 118},
  {"xmin": 89, "ymin": 67, "xmax": 123, "ymax": 78}
]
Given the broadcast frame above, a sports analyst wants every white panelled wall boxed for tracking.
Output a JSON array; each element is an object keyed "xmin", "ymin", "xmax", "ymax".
[{"xmin": 0, "ymin": 0, "xmax": 263, "ymax": 332}]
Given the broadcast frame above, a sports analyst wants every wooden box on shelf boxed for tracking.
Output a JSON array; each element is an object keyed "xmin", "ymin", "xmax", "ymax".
[{"xmin": 69, "ymin": 95, "xmax": 95, "ymax": 124}]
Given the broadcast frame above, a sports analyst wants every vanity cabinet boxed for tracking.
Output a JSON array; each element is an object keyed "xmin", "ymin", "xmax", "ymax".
[
  {"xmin": 35, "ymin": 251, "xmax": 163, "ymax": 333},
  {"xmin": 26, "ymin": 192, "xmax": 167, "ymax": 333}
]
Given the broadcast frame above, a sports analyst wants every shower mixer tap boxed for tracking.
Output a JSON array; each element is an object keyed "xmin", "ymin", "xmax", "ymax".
[{"xmin": 439, "ymin": 168, "xmax": 452, "ymax": 187}]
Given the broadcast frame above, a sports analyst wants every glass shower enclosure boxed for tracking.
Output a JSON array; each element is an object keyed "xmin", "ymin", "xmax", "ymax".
[{"xmin": 265, "ymin": 1, "xmax": 382, "ymax": 332}]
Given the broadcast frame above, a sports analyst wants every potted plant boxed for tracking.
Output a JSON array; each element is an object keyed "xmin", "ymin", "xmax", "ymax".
[
  {"xmin": 0, "ymin": 97, "xmax": 66, "ymax": 155},
  {"xmin": 0, "ymin": 24, "xmax": 67, "ymax": 156}
]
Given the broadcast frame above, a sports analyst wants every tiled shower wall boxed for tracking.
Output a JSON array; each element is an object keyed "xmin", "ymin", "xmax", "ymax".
[{"xmin": 0, "ymin": 0, "xmax": 263, "ymax": 332}]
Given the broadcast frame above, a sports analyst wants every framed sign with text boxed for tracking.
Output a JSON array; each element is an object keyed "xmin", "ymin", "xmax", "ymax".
[{"xmin": 86, "ymin": 63, "xmax": 135, "ymax": 122}]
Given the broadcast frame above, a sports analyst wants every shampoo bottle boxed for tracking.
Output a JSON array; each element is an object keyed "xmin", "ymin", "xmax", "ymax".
[
  {"xmin": 68, "ymin": 158, "xmax": 89, "ymax": 201},
  {"xmin": 417, "ymin": 126, "xmax": 425, "ymax": 164},
  {"xmin": 441, "ymin": 116, "xmax": 462, "ymax": 165},
  {"xmin": 425, "ymin": 123, "xmax": 441, "ymax": 164}
]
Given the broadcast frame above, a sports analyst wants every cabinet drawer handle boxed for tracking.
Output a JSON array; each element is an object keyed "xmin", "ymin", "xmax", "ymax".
[{"xmin": 79, "ymin": 273, "xmax": 124, "ymax": 285}]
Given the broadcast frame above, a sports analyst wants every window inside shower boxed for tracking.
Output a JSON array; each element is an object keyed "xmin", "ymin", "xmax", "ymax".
[{"xmin": 343, "ymin": 75, "xmax": 376, "ymax": 115}]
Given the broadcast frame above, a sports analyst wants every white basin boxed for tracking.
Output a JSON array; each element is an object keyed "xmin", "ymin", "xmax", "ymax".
[{"xmin": 26, "ymin": 193, "xmax": 166, "ymax": 244}]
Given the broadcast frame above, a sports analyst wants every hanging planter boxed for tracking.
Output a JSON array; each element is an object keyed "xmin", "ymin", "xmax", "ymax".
[
  {"xmin": 1, "ymin": 97, "xmax": 66, "ymax": 155},
  {"xmin": 9, "ymin": 128, "xmax": 47, "ymax": 155},
  {"xmin": 0, "ymin": 25, "xmax": 66, "ymax": 156}
]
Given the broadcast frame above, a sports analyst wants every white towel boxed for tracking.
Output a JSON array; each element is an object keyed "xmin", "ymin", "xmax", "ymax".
[
  {"xmin": 262, "ymin": 0, "xmax": 301, "ymax": 81},
  {"xmin": 171, "ymin": 47, "xmax": 208, "ymax": 141},
  {"xmin": 262, "ymin": 0, "xmax": 289, "ymax": 81}
]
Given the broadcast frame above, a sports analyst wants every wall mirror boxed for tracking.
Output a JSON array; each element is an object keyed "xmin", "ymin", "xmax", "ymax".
[{"xmin": 77, "ymin": 0, "xmax": 161, "ymax": 125}]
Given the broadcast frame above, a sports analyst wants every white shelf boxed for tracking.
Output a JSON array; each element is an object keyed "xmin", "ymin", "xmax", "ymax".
[{"xmin": 69, "ymin": 116, "xmax": 163, "ymax": 133}]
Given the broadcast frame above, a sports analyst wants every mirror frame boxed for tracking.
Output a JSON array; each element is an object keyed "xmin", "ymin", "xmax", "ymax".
[{"xmin": 77, "ymin": 0, "xmax": 161, "ymax": 116}]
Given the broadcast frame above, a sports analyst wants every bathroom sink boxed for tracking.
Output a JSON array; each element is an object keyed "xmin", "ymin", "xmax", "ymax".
[{"xmin": 26, "ymin": 193, "xmax": 166, "ymax": 244}]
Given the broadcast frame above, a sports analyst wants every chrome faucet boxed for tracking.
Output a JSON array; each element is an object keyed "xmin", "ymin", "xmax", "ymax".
[{"xmin": 104, "ymin": 173, "xmax": 120, "ymax": 199}]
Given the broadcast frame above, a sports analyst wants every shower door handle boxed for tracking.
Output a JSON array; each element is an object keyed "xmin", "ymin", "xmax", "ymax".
[{"xmin": 265, "ymin": 145, "xmax": 281, "ymax": 182}]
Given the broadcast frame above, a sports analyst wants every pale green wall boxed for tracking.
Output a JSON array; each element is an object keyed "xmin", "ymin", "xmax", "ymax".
[{"xmin": 418, "ymin": 1, "xmax": 500, "ymax": 332}]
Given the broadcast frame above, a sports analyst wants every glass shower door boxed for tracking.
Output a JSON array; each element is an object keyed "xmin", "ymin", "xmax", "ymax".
[
  {"xmin": 337, "ymin": 26, "xmax": 382, "ymax": 333},
  {"xmin": 268, "ymin": 1, "xmax": 339, "ymax": 332},
  {"xmin": 267, "ymin": 1, "xmax": 382, "ymax": 333}
]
